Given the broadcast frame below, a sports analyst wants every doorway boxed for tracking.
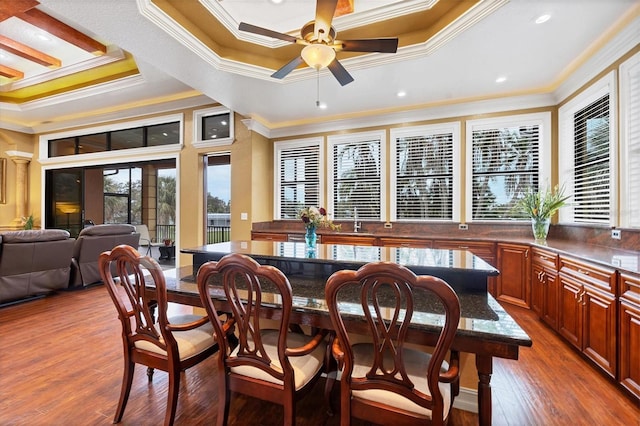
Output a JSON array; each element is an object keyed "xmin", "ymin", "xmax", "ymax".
[{"xmin": 204, "ymin": 154, "xmax": 231, "ymax": 243}]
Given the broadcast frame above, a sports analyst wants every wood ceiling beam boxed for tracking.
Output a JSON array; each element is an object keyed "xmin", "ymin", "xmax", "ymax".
[
  {"xmin": 18, "ymin": 8, "xmax": 107, "ymax": 55},
  {"xmin": 0, "ymin": 0, "xmax": 39, "ymax": 22},
  {"xmin": 0, "ymin": 34, "xmax": 61, "ymax": 68},
  {"xmin": 0, "ymin": 64, "xmax": 24, "ymax": 79}
]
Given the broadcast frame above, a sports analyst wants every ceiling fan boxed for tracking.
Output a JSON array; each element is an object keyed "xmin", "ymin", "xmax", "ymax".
[{"xmin": 238, "ymin": 0, "xmax": 398, "ymax": 86}]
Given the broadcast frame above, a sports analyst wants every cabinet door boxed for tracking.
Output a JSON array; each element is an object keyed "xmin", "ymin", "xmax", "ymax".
[
  {"xmin": 496, "ymin": 243, "xmax": 531, "ymax": 308},
  {"xmin": 619, "ymin": 273, "xmax": 640, "ymax": 400},
  {"xmin": 531, "ymin": 263, "xmax": 545, "ymax": 316},
  {"xmin": 542, "ymin": 271, "xmax": 560, "ymax": 330},
  {"xmin": 582, "ymin": 284, "xmax": 617, "ymax": 377},
  {"xmin": 558, "ymin": 275, "xmax": 583, "ymax": 350}
]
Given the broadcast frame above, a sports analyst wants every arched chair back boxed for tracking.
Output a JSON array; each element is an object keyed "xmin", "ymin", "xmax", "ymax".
[
  {"xmin": 325, "ymin": 261, "xmax": 461, "ymax": 426},
  {"xmin": 100, "ymin": 244, "xmax": 218, "ymax": 425},
  {"xmin": 197, "ymin": 253, "xmax": 329, "ymax": 426}
]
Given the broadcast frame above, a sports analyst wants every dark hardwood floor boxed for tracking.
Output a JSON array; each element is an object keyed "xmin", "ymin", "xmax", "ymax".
[{"xmin": 0, "ymin": 285, "xmax": 638, "ymax": 425}]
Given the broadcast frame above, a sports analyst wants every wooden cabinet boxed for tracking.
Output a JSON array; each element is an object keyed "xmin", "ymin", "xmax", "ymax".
[
  {"xmin": 618, "ymin": 273, "xmax": 640, "ymax": 400},
  {"xmin": 320, "ymin": 234, "xmax": 376, "ymax": 246},
  {"xmin": 495, "ymin": 243, "xmax": 530, "ymax": 308},
  {"xmin": 558, "ymin": 256, "xmax": 617, "ymax": 377},
  {"xmin": 251, "ymin": 231, "xmax": 288, "ymax": 241},
  {"xmin": 531, "ymin": 248, "xmax": 560, "ymax": 329},
  {"xmin": 432, "ymin": 240, "xmax": 497, "ymax": 294},
  {"xmin": 379, "ymin": 237, "xmax": 431, "ymax": 248}
]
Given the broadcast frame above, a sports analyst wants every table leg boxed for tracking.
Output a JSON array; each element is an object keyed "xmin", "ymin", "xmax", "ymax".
[{"xmin": 476, "ymin": 355, "xmax": 493, "ymax": 426}]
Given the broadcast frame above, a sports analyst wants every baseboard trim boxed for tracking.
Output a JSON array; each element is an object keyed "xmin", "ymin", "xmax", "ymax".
[{"xmin": 453, "ymin": 387, "xmax": 478, "ymax": 413}]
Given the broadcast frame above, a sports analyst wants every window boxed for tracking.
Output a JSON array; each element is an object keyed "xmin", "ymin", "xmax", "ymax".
[
  {"xmin": 193, "ymin": 106, "xmax": 234, "ymax": 148},
  {"xmin": 390, "ymin": 123, "xmax": 460, "ymax": 221},
  {"xmin": 45, "ymin": 115, "xmax": 182, "ymax": 159},
  {"xmin": 559, "ymin": 72, "xmax": 616, "ymax": 225},
  {"xmin": 328, "ymin": 131, "xmax": 385, "ymax": 221},
  {"xmin": 620, "ymin": 52, "xmax": 640, "ymax": 228},
  {"xmin": 466, "ymin": 113, "xmax": 551, "ymax": 221},
  {"xmin": 274, "ymin": 138, "xmax": 323, "ymax": 220}
]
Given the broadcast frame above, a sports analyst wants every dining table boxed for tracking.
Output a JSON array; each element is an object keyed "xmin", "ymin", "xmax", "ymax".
[{"xmin": 163, "ymin": 240, "xmax": 533, "ymax": 426}]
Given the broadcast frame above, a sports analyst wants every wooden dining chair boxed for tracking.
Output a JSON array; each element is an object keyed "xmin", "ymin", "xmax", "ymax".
[
  {"xmin": 99, "ymin": 244, "xmax": 220, "ymax": 426},
  {"xmin": 325, "ymin": 261, "xmax": 461, "ymax": 426},
  {"xmin": 197, "ymin": 253, "xmax": 330, "ymax": 426}
]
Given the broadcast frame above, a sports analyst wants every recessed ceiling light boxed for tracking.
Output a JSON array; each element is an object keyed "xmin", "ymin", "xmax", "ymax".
[
  {"xmin": 270, "ymin": 0, "xmax": 284, "ymax": 4},
  {"xmin": 37, "ymin": 34, "xmax": 50, "ymax": 41},
  {"xmin": 221, "ymin": 120, "xmax": 227, "ymax": 125},
  {"xmin": 535, "ymin": 14, "xmax": 551, "ymax": 24},
  {"xmin": 317, "ymin": 102, "xmax": 327, "ymax": 109},
  {"xmin": 495, "ymin": 76, "xmax": 507, "ymax": 83},
  {"xmin": 397, "ymin": 91, "xmax": 407, "ymax": 98}
]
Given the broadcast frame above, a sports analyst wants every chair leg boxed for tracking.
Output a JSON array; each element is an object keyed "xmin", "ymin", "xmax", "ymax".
[
  {"xmin": 114, "ymin": 358, "xmax": 135, "ymax": 423},
  {"xmin": 147, "ymin": 367, "xmax": 154, "ymax": 382},
  {"xmin": 216, "ymin": 376, "xmax": 231, "ymax": 426},
  {"xmin": 283, "ymin": 393, "xmax": 295, "ymax": 426},
  {"xmin": 164, "ymin": 366, "xmax": 181, "ymax": 426}
]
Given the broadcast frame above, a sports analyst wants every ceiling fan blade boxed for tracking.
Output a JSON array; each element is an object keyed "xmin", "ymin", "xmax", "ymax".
[
  {"xmin": 271, "ymin": 56, "xmax": 305, "ymax": 79},
  {"xmin": 239, "ymin": 22, "xmax": 298, "ymax": 43},
  {"xmin": 314, "ymin": 0, "xmax": 338, "ymax": 42},
  {"xmin": 327, "ymin": 58, "xmax": 354, "ymax": 86},
  {"xmin": 339, "ymin": 38, "xmax": 399, "ymax": 53}
]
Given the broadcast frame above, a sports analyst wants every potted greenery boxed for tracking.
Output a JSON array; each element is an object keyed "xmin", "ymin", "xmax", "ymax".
[
  {"xmin": 517, "ymin": 185, "xmax": 570, "ymax": 241},
  {"xmin": 21, "ymin": 214, "xmax": 34, "ymax": 230}
]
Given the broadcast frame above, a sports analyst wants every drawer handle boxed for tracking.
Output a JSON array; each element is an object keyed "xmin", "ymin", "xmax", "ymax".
[
  {"xmin": 577, "ymin": 269, "xmax": 590, "ymax": 276},
  {"xmin": 458, "ymin": 246, "xmax": 469, "ymax": 249}
]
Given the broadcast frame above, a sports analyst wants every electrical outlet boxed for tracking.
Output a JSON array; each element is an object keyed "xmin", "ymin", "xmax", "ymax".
[
  {"xmin": 384, "ymin": 222, "xmax": 392, "ymax": 229},
  {"xmin": 611, "ymin": 229, "xmax": 621, "ymax": 240},
  {"xmin": 459, "ymin": 223, "xmax": 468, "ymax": 230},
  {"xmin": 240, "ymin": 212, "xmax": 248, "ymax": 220}
]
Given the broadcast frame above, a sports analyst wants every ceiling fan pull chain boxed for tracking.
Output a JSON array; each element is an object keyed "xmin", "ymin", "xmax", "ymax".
[{"xmin": 316, "ymin": 68, "xmax": 321, "ymax": 107}]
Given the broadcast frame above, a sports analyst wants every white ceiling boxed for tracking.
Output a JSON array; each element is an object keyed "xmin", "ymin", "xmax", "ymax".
[{"xmin": 1, "ymin": 0, "xmax": 638, "ymax": 137}]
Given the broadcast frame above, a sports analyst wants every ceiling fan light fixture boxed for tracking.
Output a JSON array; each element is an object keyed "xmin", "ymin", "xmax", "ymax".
[{"xmin": 301, "ymin": 44, "xmax": 336, "ymax": 69}]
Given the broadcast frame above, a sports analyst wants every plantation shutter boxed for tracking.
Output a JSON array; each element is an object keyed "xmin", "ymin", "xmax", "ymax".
[
  {"xmin": 277, "ymin": 143, "xmax": 320, "ymax": 219},
  {"xmin": 471, "ymin": 125, "xmax": 540, "ymax": 220},
  {"xmin": 332, "ymin": 136, "xmax": 381, "ymax": 220},
  {"xmin": 573, "ymin": 94, "xmax": 610, "ymax": 224},
  {"xmin": 395, "ymin": 133, "xmax": 453, "ymax": 220},
  {"xmin": 623, "ymin": 54, "xmax": 640, "ymax": 228}
]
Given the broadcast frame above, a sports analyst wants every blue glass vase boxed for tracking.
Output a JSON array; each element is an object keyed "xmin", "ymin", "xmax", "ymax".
[{"xmin": 305, "ymin": 224, "xmax": 317, "ymax": 250}]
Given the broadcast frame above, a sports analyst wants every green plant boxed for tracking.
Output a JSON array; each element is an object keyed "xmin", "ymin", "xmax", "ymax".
[
  {"xmin": 517, "ymin": 185, "xmax": 570, "ymax": 219},
  {"xmin": 21, "ymin": 214, "xmax": 34, "ymax": 230}
]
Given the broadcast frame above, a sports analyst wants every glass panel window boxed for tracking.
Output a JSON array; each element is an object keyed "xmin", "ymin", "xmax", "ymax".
[
  {"xmin": 202, "ymin": 114, "xmax": 231, "ymax": 140},
  {"xmin": 274, "ymin": 138, "xmax": 322, "ymax": 220},
  {"xmin": 558, "ymin": 72, "xmax": 615, "ymax": 226},
  {"xmin": 391, "ymin": 124, "xmax": 459, "ymax": 221},
  {"xmin": 620, "ymin": 51, "xmax": 640, "ymax": 228},
  {"xmin": 78, "ymin": 133, "xmax": 107, "ymax": 154},
  {"xmin": 193, "ymin": 107, "xmax": 234, "ymax": 148},
  {"xmin": 148, "ymin": 122, "xmax": 180, "ymax": 146},
  {"xmin": 466, "ymin": 113, "xmax": 551, "ymax": 222},
  {"xmin": 49, "ymin": 137, "xmax": 76, "ymax": 157},
  {"xmin": 329, "ymin": 131, "xmax": 385, "ymax": 221},
  {"xmin": 111, "ymin": 128, "xmax": 143, "ymax": 150}
]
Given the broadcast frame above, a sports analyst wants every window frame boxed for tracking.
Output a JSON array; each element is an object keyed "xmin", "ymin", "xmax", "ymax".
[
  {"xmin": 558, "ymin": 71, "xmax": 617, "ymax": 226},
  {"xmin": 39, "ymin": 113, "xmax": 183, "ymax": 163},
  {"xmin": 327, "ymin": 130, "xmax": 387, "ymax": 222},
  {"xmin": 619, "ymin": 52, "xmax": 640, "ymax": 229},
  {"xmin": 273, "ymin": 137, "xmax": 325, "ymax": 220},
  {"xmin": 389, "ymin": 122, "xmax": 461, "ymax": 222},
  {"xmin": 465, "ymin": 112, "xmax": 552, "ymax": 223},
  {"xmin": 192, "ymin": 106, "xmax": 234, "ymax": 148}
]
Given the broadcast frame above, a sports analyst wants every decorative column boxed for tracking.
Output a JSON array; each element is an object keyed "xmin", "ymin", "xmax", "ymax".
[{"xmin": 5, "ymin": 150, "xmax": 33, "ymax": 225}]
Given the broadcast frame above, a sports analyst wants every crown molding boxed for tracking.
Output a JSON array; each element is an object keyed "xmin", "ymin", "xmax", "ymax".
[
  {"xmin": 139, "ymin": 0, "xmax": 507, "ymax": 84},
  {"xmin": 554, "ymin": 10, "xmax": 640, "ymax": 104},
  {"xmin": 262, "ymin": 92, "xmax": 555, "ymax": 139},
  {"xmin": 199, "ymin": 0, "xmax": 439, "ymax": 49},
  {"xmin": 0, "ymin": 47, "xmax": 126, "ymax": 92}
]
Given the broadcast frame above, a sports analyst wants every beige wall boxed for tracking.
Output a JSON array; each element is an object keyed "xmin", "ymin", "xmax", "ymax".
[{"xmin": 0, "ymin": 129, "xmax": 37, "ymax": 229}]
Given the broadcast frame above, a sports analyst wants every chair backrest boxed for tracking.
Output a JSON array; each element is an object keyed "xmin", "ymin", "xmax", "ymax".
[
  {"xmin": 134, "ymin": 224, "xmax": 152, "ymax": 243},
  {"xmin": 325, "ymin": 261, "xmax": 461, "ymax": 423},
  {"xmin": 71, "ymin": 224, "xmax": 140, "ymax": 286},
  {"xmin": 99, "ymin": 244, "xmax": 172, "ymax": 355},
  {"xmin": 197, "ymin": 253, "xmax": 295, "ymax": 383}
]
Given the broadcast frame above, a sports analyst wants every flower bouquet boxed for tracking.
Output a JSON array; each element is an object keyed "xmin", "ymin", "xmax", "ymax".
[{"xmin": 297, "ymin": 206, "xmax": 340, "ymax": 250}]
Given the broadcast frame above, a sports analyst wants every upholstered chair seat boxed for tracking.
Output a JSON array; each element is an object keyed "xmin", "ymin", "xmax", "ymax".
[{"xmin": 134, "ymin": 314, "xmax": 215, "ymax": 360}]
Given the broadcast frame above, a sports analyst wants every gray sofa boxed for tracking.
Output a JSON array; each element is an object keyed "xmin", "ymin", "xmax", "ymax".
[
  {"xmin": 0, "ymin": 229, "xmax": 75, "ymax": 305},
  {"xmin": 70, "ymin": 224, "xmax": 140, "ymax": 287}
]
